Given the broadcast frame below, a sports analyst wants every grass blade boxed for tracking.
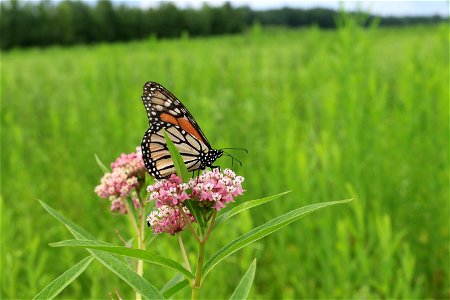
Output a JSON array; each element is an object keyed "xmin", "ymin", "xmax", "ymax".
[
  {"xmin": 39, "ymin": 200, "xmax": 163, "ymax": 299},
  {"xmin": 214, "ymin": 191, "xmax": 291, "ymax": 229},
  {"xmin": 229, "ymin": 259, "xmax": 257, "ymax": 300},
  {"xmin": 50, "ymin": 239, "xmax": 194, "ymax": 279},
  {"xmin": 203, "ymin": 199, "xmax": 352, "ymax": 277},
  {"xmin": 33, "ymin": 256, "xmax": 94, "ymax": 300},
  {"xmin": 94, "ymin": 153, "xmax": 110, "ymax": 173}
]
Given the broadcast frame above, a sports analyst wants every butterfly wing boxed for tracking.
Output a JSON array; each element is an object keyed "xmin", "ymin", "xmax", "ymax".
[
  {"xmin": 141, "ymin": 124, "xmax": 207, "ymax": 179},
  {"xmin": 140, "ymin": 82, "xmax": 212, "ymax": 179},
  {"xmin": 142, "ymin": 81, "xmax": 211, "ymax": 148}
]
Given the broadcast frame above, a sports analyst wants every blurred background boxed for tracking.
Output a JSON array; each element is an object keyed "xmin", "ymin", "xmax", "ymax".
[{"xmin": 1, "ymin": 0, "xmax": 448, "ymax": 299}]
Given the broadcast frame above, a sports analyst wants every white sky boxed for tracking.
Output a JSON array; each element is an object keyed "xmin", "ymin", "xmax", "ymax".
[{"xmin": 137, "ymin": 1, "xmax": 448, "ymax": 16}]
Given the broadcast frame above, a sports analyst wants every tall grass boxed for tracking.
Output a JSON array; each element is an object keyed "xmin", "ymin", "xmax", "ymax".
[{"xmin": 1, "ymin": 21, "xmax": 448, "ymax": 299}]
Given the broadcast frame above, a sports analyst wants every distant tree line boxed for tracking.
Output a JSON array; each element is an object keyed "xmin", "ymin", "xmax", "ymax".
[{"xmin": 1, "ymin": 0, "xmax": 446, "ymax": 50}]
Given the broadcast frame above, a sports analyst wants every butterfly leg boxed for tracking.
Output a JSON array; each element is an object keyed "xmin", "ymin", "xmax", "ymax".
[
  {"xmin": 191, "ymin": 170, "xmax": 201, "ymax": 178},
  {"xmin": 211, "ymin": 165, "xmax": 221, "ymax": 172}
]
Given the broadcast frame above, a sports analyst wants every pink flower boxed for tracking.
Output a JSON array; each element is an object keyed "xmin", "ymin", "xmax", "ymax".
[
  {"xmin": 147, "ymin": 174, "xmax": 190, "ymax": 207},
  {"xmin": 147, "ymin": 206, "xmax": 195, "ymax": 235},
  {"xmin": 94, "ymin": 147, "xmax": 146, "ymax": 214},
  {"xmin": 190, "ymin": 169, "xmax": 245, "ymax": 211},
  {"xmin": 111, "ymin": 147, "xmax": 146, "ymax": 177},
  {"xmin": 110, "ymin": 197, "xmax": 127, "ymax": 214},
  {"xmin": 146, "ymin": 169, "xmax": 245, "ymax": 212}
]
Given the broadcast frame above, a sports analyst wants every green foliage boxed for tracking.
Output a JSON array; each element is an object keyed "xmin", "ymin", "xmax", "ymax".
[
  {"xmin": 50, "ymin": 240, "xmax": 194, "ymax": 279},
  {"xmin": 1, "ymin": 24, "xmax": 448, "ymax": 299},
  {"xmin": 33, "ymin": 256, "xmax": 94, "ymax": 300},
  {"xmin": 37, "ymin": 187, "xmax": 345, "ymax": 297},
  {"xmin": 161, "ymin": 279, "xmax": 190, "ymax": 298},
  {"xmin": 0, "ymin": 0, "xmax": 446, "ymax": 49},
  {"xmin": 229, "ymin": 259, "xmax": 257, "ymax": 300},
  {"xmin": 38, "ymin": 201, "xmax": 163, "ymax": 299},
  {"xmin": 214, "ymin": 191, "xmax": 291, "ymax": 228},
  {"xmin": 203, "ymin": 199, "xmax": 352, "ymax": 277}
]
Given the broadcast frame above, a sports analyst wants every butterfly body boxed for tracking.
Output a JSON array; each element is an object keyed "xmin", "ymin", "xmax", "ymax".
[{"xmin": 140, "ymin": 82, "xmax": 222, "ymax": 179}]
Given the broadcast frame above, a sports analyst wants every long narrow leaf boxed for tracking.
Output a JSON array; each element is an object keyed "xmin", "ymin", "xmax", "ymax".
[
  {"xmin": 39, "ymin": 200, "xmax": 95, "ymax": 239},
  {"xmin": 203, "ymin": 199, "xmax": 352, "ymax": 277},
  {"xmin": 229, "ymin": 259, "xmax": 257, "ymax": 300},
  {"xmin": 95, "ymin": 154, "xmax": 110, "ymax": 173},
  {"xmin": 39, "ymin": 200, "xmax": 163, "ymax": 299},
  {"xmin": 160, "ymin": 274, "xmax": 185, "ymax": 293},
  {"xmin": 162, "ymin": 279, "xmax": 190, "ymax": 298},
  {"xmin": 50, "ymin": 239, "xmax": 193, "ymax": 279},
  {"xmin": 162, "ymin": 129, "xmax": 190, "ymax": 182},
  {"xmin": 214, "ymin": 191, "xmax": 291, "ymax": 229},
  {"xmin": 163, "ymin": 129, "xmax": 203, "ymax": 226},
  {"xmin": 33, "ymin": 256, "xmax": 94, "ymax": 300}
]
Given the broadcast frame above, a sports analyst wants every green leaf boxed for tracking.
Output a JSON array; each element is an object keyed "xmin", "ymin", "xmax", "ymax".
[
  {"xmin": 39, "ymin": 200, "xmax": 95, "ymax": 240},
  {"xmin": 183, "ymin": 199, "xmax": 205, "ymax": 227},
  {"xmin": 50, "ymin": 239, "xmax": 194, "ymax": 279},
  {"xmin": 214, "ymin": 191, "xmax": 291, "ymax": 229},
  {"xmin": 39, "ymin": 200, "xmax": 164, "ymax": 299},
  {"xmin": 162, "ymin": 129, "xmax": 189, "ymax": 182},
  {"xmin": 203, "ymin": 199, "xmax": 352, "ymax": 277},
  {"xmin": 229, "ymin": 259, "xmax": 257, "ymax": 300},
  {"xmin": 95, "ymin": 153, "xmax": 110, "ymax": 173},
  {"xmin": 33, "ymin": 256, "xmax": 94, "ymax": 300},
  {"xmin": 162, "ymin": 129, "xmax": 203, "ymax": 226},
  {"xmin": 160, "ymin": 273, "xmax": 184, "ymax": 293},
  {"xmin": 162, "ymin": 279, "xmax": 190, "ymax": 298}
]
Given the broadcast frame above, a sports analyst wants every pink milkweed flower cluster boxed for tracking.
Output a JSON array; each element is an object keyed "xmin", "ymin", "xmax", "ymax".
[
  {"xmin": 146, "ymin": 168, "xmax": 245, "ymax": 235},
  {"xmin": 147, "ymin": 205, "xmax": 194, "ymax": 235},
  {"xmin": 95, "ymin": 147, "xmax": 146, "ymax": 214},
  {"xmin": 190, "ymin": 168, "xmax": 244, "ymax": 211},
  {"xmin": 147, "ymin": 174, "xmax": 190, "ymax": 207}
]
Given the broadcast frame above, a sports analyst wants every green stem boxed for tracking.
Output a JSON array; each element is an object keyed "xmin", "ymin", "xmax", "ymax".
[
  {"xmin": 179, "ymin": 205, "xmax": 201, "ymax": 243},
  {"xmin": 137, "ymin": 199, "xmax": 147, "ymax": 275},
  {"xmin": 123, "ymin": 198, "xmax": 141, "ymax": 245},
  {"xmin": 191, "ymin": 241, "xmax": 206, "ymax": 300},
  {"xmin": 123, "ymin": 193, "xmax": 146, "ymax": 300},
  {"xmin": 191, "ymin": 211, "xmax": 217, "ymax": 299},
  {"xmin": 137, "ymin": 192, "xmax": 147, "ymax": 250},
  {"xmin": 177, "ymin": 233, "xmax": 192, "ymax": 272},
  {"xmin": 203, "ymin": 211, "xmax": 217, "ymax": 243}
]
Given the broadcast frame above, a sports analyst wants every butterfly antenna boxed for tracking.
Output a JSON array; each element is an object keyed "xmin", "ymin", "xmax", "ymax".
[
  {"xmin": 223, "ymin": 151, "xmax": 243, "ymax": 167},
  {"xmin": 220, "ymin": 147, "xmax": 248, "ymax": 154}
]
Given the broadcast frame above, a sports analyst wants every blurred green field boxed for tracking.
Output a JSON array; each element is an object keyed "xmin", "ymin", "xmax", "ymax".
[{"xmin": 1, "ymin": 21, "xmax": 449, "ymax": 299}]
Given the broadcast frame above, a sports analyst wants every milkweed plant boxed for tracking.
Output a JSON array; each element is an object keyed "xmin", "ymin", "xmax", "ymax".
[{"xmin": 35, "ymin": 131, "xmax": 351, "ymax": 299}]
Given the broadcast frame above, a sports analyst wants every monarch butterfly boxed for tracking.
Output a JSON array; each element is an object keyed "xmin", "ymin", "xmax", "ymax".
[{"xmin": 140, "ymin": 82, "xmax": 223, "ymax": 179}]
